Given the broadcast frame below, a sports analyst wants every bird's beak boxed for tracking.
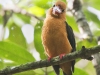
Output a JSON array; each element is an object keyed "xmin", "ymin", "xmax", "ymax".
[{"xmin": 52, "ymin": 6, "xmax": 62, "ymax": 16}]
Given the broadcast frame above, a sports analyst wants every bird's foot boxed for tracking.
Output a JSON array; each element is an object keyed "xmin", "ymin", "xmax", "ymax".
[
  {"xmin": 59, "ymin": 54, "xmax": 66, "ymax": 59},
  {"xmin": 48, "ymin": 57, "xmax": 52, "ymax": 61}
]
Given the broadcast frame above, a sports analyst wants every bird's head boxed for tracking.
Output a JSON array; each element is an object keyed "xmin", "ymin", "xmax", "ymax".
[{"xmin": 47, "ymin": 0, "xmax": 66, "ymax": 20}]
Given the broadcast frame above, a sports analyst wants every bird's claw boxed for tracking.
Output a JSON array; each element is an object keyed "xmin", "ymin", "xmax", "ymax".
[
  {"xmin": 59, "ymin": 54, "xmax": 66, "ymax": 59},
  {"xmin": 48, "ymin": 57, "xmax": 52, "ymax": 61}
]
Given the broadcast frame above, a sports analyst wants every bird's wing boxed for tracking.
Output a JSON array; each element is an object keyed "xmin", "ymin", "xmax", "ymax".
[{"xmin": 65, "ymin": 21, "xmax": 76, "ymax": 72}]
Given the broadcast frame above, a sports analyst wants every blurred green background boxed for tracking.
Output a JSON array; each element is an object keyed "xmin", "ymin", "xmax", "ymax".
[{"xmin": 0, "ymin": 0, "xmax": 100, "ymax": 75}]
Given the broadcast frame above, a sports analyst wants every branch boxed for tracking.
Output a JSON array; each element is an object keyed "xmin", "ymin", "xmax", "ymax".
[
  {"xmin": 13, "ymin": 8, "xmax": 42, "ymax": 20},
  {"xmin": 67, "ymin": 0, "xmax": 100, "ymax": 75},
  {"xmin": 92, "ymin": 37, "xmax": 100, "ymax": 75},
  {"xmin": 3, "ymin": 7, "xmax": 42, "ymax": 21},
  {"xmin": 3, "ymin": 10, "xmax": 13, "ymax": 27},
  {"xmin": 67, "ymin": 0, "xmax": 93, "ymax": 41},
  {"xmin": 0, "ymin": 10, "xmax": 13, "ymax": 41},
  {"xmin": 0, "ymin": 46, "xmax": 100, "ymax": 75}
]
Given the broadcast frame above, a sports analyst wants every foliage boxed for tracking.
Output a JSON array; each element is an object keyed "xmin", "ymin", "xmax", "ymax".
[{"xmin": 0, "ymin": 0, "xmax": 99, "ymax": 75}]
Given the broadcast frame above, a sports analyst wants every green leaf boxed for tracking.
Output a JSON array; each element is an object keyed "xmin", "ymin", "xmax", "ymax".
[
  {"xmin": 15, "ymin": 13, "xmax": 31, "ymax": 24},
  {"xmin": 7, "ymin": 24, "xmax": 27, "ymax": 48},
  {"xmin": 0, "ymin": 15, "xmax": 3, "ymax": 24},
  {"xmin": 28, "ymin": 6, "xmax": 45, "ymax": 17},
  {"xmin": 76, "ymin": 38, "xmax": 97, "ymax": 50},
  {"xmin": 34, "ymin": 21, "xmax": 46, "ymax": 59},
  {"xmin": 14, "ymin": 70, "xmax": 36, "ymax": 75},
  {"xmin": 48, "ymin": 72, "xmax": 55, "ymax": 75},
  {"xmin": 0, "ymin": 58, "xmax": 4, "ymax": 69},
  {"xmin": 74, "ymin": 67, "xmax": 89, "ymax": 75},
  {"xmin": 12, "ymin": 14, "xmax": 25, "ymax": 27},
  {"xmin": 84, "ymin": 9, "xmax": 100, "ymax": 28},
  {"xmin": 89, "ymin": 0, "xmax": 100, "ymax": 10},
  {"xmin": 0, "ymin": 41, "xmax": 35, "ymax": 64},
  {"xmin": 93, "ymin": 29, "xmax": 100, "ymax": 36},
  {"xmin": 66, "ymin": 15, "xmax": 79, "ymax": 32},
  {"xmin": 84, "ymin": 62, "xmax": 96, "ymax": 75},
  {"xmin": 32, "ymin": 0, "xmax": 54, "ymax": 9},
  {"xmin": 83, "ymin": 0, "xmax": 100, "ymax": 10},
  {"xmin": 33, "ymin": 69, "xmax": 44, "ymax": 75}
]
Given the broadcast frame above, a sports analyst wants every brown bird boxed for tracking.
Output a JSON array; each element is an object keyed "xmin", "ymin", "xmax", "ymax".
[{"xmin": 41, "ymin": 0, "xmax": 76, "ymax": 75}]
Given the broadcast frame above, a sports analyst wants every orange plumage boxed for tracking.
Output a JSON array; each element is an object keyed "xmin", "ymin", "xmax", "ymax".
[{"xmin": 41, "ymin": 0, "xmax": 76, "ymax": 75}]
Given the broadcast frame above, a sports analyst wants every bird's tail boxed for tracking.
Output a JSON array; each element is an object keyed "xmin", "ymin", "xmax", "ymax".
[
  {"xmin": 60, "ymin": 62, "xmax": 72, "ymax": 75},
  {"xmin": 63, "ymin": 71, "xmax": 72, "ymax": 75}
]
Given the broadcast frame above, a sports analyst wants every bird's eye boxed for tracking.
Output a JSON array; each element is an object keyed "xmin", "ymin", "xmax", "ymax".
[
  {"xmin": 58, "ymin": 4, "xmax": 61, "ymax": 7},
  {"xmin": 62, "ymin": 9, "xmax": 64, "ymax": 12},
  {"xmin": 53, "ymin": 5, "xmax": 55, "ymax": 7}
]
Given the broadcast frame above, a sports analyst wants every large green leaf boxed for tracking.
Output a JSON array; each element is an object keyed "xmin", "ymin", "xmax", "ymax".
[
  {"xmin": 8, "ymin": 24, "xmax": 27, "ymax": 48},
  {"xmin": 0, "ymin": 41, "xmax": 35, "ymax": 64},
  {"xmin": 84, "ymin": 9, "xmax": 100, "ymax": 28},
  {"xmin": 73, "ymin": 67, "xmax": 89, "ymax": 75},
  {"xmin": 34, "ymin": 21, "xmax": 46, "ymax": 59}
]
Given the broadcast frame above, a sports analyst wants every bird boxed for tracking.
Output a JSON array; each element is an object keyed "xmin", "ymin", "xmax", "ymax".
[{"xmin": 41, "ymin": 0, "xmax": 76, "ymax": 75}]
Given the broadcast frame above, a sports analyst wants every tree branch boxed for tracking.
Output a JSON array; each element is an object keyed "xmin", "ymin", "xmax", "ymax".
[
  {"xmin": 92, "ymin": 37, "xmax": 100, "ymax": 75},
  {"xmin": 0, "ymin": 10, "xmax": 13, "ymax": 41},
  {"xmin": 0, "ymin": 45, "xmax": 100, "ymax": 75},
  {"xmin": 67, "ymin": 0, "xmax": 100, "ymax": 74},
  {"xmin": 67, "ymin": 0, "xmax": 93, "ymax": 41},
  {"xmin": 3, "ymin": 8, "xmax": 42, "ymax": 21},
  {"xmin": 3, "ymin": 10, "xmax": 13, "ymax": 27}
]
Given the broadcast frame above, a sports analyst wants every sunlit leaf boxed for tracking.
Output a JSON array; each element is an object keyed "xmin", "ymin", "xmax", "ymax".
[
  {"xmin": 8, "ymin": 24, "xmax": 27, "ymax": 48},
  {"xmin": 0, "ymin": 58, "xmax": 4, "ymax": 69},
  {"xmin": 32, "ymin": 0, "xmax": 54, "ymax": 8},
  {"xmin": 89, "ymin": 0, "xmax": 100, "ymax": 10},
  {"xmin": 74, "ymin": 67, "xmax": 89, "ymax": 75},
  {"xmin": 34, "ymin": 69, "xmax": 44, "ymax": 75},
  {"xmin": 34, "ymin": 21, "xmax": 46, "ymax": 59},
  {"xmin": 12, "ymin": 14, "xmax": 25, "ymax": 27},
  {"xmin": 66, "ymin": 15, "xmax": 79, "ymax": 32},
  {"xmin": 28, "ymin": 6, "xmax": 45, "ymax": 17},
  {"xmin": 0, "ymin": 41, "xmax": 35, "ymax": 64},
  {"xmin": 84, "ymin": 62, "xmax": 96, "ymax": 75},
  {"xmin": 93, "ymin": 29, "xmax": 100, "ymax": 36},
  {"xmin": 15, "ymin": 13, "xmax": 31, "ymax": 24},
  {"xmin": 0, "ymin": 15, "xmax": 3, "ymax": 24},
  {"xmin": 84, "ymin": 9, "xmax": 100, "ymax": 28}
]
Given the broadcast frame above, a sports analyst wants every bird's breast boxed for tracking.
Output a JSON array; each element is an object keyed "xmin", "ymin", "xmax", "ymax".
[{"xmin": 42, "ymin": 18, "xmax": 72, "ymax": 57}]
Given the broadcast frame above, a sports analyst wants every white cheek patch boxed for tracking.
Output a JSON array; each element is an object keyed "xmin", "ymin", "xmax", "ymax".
[{"xmin": 53, "ymin": 6, "xmax": 62, "ymax": 14}]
